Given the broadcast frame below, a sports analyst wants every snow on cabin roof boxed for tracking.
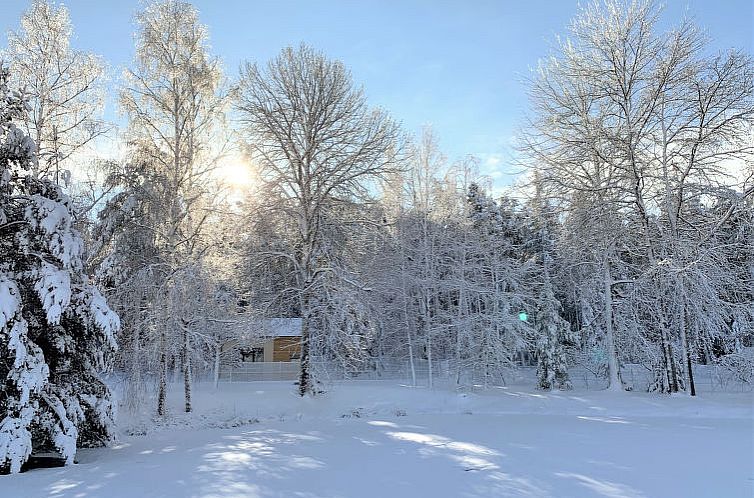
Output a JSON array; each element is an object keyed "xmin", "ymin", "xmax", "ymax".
[
  {"xmin": 222, "ymin": 316, "xmax": 302, "ymax": 341},
  {"xmin": 258, "ymin": 318, "xmax": 302, "ymax": 337}
]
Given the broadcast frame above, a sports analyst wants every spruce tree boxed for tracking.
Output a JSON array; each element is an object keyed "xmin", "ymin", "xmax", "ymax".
[
  {"xmin": 535, "ymin": 262, "xmax": 573, "ymax": 391},
  {"xmin": 0, "ymin": 68, "xmax": 119, "ymax": 474}
]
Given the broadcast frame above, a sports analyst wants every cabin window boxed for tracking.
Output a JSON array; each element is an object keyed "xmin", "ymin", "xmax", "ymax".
[{"xmin": 240, "ymin": 347, "xmax": 264, "ymax": 362}]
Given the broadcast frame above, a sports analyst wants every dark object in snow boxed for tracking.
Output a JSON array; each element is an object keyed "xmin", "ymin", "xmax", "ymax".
[
  {"xmin": 341, "ymin": 409, "xmax": 362, "ymax": 418},
  {"xmin": 20, "ymin": 452, "xmax": 74, "ymax": 472}
]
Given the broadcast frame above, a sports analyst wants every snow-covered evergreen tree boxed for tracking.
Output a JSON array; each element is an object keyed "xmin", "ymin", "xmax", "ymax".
[
  {"xmin": 0, "ymin": 67, "xmax": 118, "ymax": 474},
  {"xmin": 467, "ymin": 182, "xmax": 533, "ymax": 382},
  {"xmin": 535, "ymin": 265, "xmax": 573, "ymax": 390}
]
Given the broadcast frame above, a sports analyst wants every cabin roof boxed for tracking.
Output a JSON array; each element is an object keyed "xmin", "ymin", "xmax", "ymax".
[
  {"xmin": 220, "ymin": 316, "xmax": 302, "ymax": 343},
  {"xmin": 259, "ymin": 318, "xmax": 302, "ymax": 337}
]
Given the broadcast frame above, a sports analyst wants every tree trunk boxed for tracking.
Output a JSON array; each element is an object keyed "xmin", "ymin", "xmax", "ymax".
[
  {"xmin": 679, "ymin": 305, "xmax": 696, "ymax": 396},
  {"xmin": 455, "ymin": 245, "xmax": 467, "ymax": 386},
  {"xmin": 213, "ymin": 341, "xmax": 221, "ymax": 390},
  {"xmin": 668, "ymin": 341, "xmax": 680, "ymax": 392},
  {"xmin": 603, "ymin": 263, "xmax": 622, "ymax": 391},
  {"xmin": 183, "ymin": 324, "xmax": 192, "ymax": 413},
  {"xmin": 401, "ymin": 271, "xmax": 417, "ymax": 387},
  {"xmin": 127, "ymin": 326, "xmax": 143, "ymax": 414},
  {"xmin": 686, "ymin": 345, "xmax": 696, "ymax": 396},
  {"xmin": 423, "ymin": 292, "xmax": 433, "ymax": 389},
  {"xmin": 298, "ymin": 291, "xmax": 311, "ymax": 396},
  {"xmin": 427, "ymin": 328, "xmax": 433, "ymax": 389},
  {"xmin": 659, "ymin": 318, "xmax": 675, "ymax": 392},
  {"xmin": 658, "ymin": 301, "xmax": 680, "ymax": 393},
  {"xmin": 406, "ymin": 317, "xmax": 417, "ymax": 388},
  {"xmin": 157, "ymin": 329, "xmax": 167, "ymax": 417}
]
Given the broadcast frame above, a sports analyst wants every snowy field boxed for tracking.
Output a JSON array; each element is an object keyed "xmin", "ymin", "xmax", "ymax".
[{"xmin": 2, "ymin": 381, "xmax": 752, "ymax": 498}]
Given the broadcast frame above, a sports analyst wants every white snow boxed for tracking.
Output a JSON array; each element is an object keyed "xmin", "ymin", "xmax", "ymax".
[
  {"xmin": 0, "ymin": 276, "xmax": 19, "ymax": 330},
  {"xmin": 85, "ymin": 285, "xmax": 120, "ymax": 349},
  {"xmin": 24, "ymin": 194, "xmax": 82, "ymax": 268},
  {"xmin": 238, "ymin": 317, "xmax": 302, "ymax": 339},
  {"xmin": 6, "ymin": 319, "xmax": 48, "ymax": 405},
  {"xmin": 0, "ymin": 406, "xmax": 35, "ymax": 475},
  {"xmin": 1, "ymin": 381, "xmax": 751, "ymax": 497},
  {"xmin": 33, "ymin": 261, "xmax": 72, "ymax": 325},
  {"xmin": 41, "ymin": 392, "xmax": 79, "ymax": 466},
  {"xmin": 262, "ymin": 317, "xmax": 302, "ymax": 337}
]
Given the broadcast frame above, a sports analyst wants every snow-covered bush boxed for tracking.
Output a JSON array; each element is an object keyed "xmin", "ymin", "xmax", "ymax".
[
  {"xmin": 0, "ymin": 67, "xmax": 119, "ymax": 474},
  {"xmin": 715, "ymin": 348, "xmax": 754, "ymax": 385}
]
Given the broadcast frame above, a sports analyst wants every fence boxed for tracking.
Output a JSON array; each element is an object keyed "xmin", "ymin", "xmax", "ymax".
[
  {"xmin": 218, "ymin": 359, "xmax": 752, "ymax": 393},
  {"xmin": 606, "ymin": 363, "xmax": 754, "ymax": 393},
  {"xmin": 219, "ymin": 361, "xmax": 300, "ymax": 382}
]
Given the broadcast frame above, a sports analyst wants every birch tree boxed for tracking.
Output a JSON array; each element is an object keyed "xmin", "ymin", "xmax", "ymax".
[
  {"xmin": 521, "ymin": 0, "xmax": 754, "ymax": 392},
  {"xmin": 103, "ymin": 0, "xmax": 226, "ymax": 414},
  {"xmin": 4, "ymin": 0, "xmax": 108, "ymax": 180}
]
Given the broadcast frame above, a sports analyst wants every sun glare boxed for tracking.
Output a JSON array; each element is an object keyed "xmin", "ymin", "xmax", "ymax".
[{"xmin": 215, "ymin": 154, "xmax": 255, "ymax": 189}]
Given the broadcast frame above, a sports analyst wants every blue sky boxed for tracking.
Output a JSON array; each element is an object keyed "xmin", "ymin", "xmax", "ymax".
[{"xmin": 1, "ymin": 0, "xmax": 752, "ymax": 185}]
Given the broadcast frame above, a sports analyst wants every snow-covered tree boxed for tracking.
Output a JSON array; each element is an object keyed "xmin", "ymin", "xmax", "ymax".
[
  {"xmin": 521, "ymin": 0, "xmax": 754, "ymax": 393},
  {"xmin": 3, "ymin": 0, "xmax": 108, "ymax": 180},
  {"xmin": 466, "ymin": 181, "xmax": 533, "ymax": 383},
  {"xmin": 235, "ymin": 44, "xmax": 402, "ymax": 395},
  {"xmin": 99, "ymin": 0, "xmax": 228, "ymax": 415},
  {"xmin": 0, "ymin": 67, "xmax": 118, "ymax": 474},
  {"xmin": 535, "ymin": 266, "xmax": 573, "ymax": 390}
]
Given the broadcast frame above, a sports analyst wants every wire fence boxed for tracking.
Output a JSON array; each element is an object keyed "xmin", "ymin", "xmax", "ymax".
[
  {"xmin": 218, "ymin": 359, "xmax": 753, "ymax": 393},
  {"xmin": 219, "ymin": 361, "xmax": 300, "ymax": 382}
]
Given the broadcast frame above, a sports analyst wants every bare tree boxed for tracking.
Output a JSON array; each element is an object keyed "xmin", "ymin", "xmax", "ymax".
[
  {"xmin": 405, "ymin": 128, "xmax": 447, "ymax": 388},
  {"xmin": 235, "ymin": 44, "xmax": 402, "ymax": 395},
  {"xmin": 4, "ymin": 0, "xmax": 108, "ymax": 180},
  {"xmin": 521, "ymin": 0, "xmax": 754, "ymax": 393}
]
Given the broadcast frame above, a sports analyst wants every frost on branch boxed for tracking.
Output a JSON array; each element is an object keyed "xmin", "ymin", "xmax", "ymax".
[{"xmin": 85, "ymin": 286, "xmax": 120, "ymax": 351}]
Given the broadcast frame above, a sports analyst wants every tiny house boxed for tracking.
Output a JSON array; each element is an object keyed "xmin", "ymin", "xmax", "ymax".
[{"xmin": 224, "ymin": 317, "xmax": 302, "ymax": 363}]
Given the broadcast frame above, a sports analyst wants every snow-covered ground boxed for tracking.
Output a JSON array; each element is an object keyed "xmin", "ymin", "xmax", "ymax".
[{"xmin": 2, "ymin": 381, "xmax": 752, "ymax": 497}]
